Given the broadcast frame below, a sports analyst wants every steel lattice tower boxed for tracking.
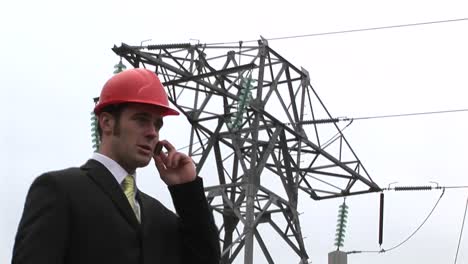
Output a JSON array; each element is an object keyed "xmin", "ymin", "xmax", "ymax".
[{"xmin": 112, "ymin": 39, "xmax": 381, "ymax": 264}]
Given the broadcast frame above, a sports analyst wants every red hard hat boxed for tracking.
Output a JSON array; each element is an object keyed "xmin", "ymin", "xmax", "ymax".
[{"xmin": 94, "ymin": 68, "xmax": 179, "ymax": 116}]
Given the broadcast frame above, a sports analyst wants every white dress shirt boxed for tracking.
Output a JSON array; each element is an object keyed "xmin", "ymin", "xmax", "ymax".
[{"xmin": 91, "ymin": 152, "xmax": 141, "ymax": 220}]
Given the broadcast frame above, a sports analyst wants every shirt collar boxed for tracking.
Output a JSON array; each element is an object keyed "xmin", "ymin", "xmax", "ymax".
[{"xmin": 91, "ymin": 152, "xmax": 137, "ymax": 185}]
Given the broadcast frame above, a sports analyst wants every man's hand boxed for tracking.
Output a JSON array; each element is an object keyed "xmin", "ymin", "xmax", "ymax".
[{"xmin": 153, "ymin": 140, "xmax": 196, "ymax": 186}]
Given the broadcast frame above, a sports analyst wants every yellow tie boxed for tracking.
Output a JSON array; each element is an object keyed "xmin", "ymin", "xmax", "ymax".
[{"xmin": 122, "ymin": 175, "xmax": 140, "ymax": 222}]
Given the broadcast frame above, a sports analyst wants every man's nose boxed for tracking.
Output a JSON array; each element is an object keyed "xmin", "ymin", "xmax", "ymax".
[{"xmin": 145, "ymin": 125, "xmax": 158, "ymax": 139}]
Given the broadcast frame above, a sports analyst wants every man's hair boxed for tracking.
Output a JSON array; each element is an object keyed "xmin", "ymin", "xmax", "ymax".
[{"xmin": 97, "ymin": 104, "xmax": 128, "ymax": 138}]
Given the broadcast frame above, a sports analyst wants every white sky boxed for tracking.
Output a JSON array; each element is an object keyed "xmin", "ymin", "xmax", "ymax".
[{"xmin": 1, "ymin": 0, "xmax": 467, "ymax": 263}]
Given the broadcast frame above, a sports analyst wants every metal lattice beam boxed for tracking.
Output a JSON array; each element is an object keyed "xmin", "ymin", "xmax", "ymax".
[{"xmin": 112, "ymin": 39, "xmax": 381, "ymax": 264}]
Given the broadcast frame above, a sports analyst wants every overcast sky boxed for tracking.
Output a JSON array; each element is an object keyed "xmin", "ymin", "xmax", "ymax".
[{"xmin": 1, "ymin": 0, "xmax": 467, "ymax": 263}]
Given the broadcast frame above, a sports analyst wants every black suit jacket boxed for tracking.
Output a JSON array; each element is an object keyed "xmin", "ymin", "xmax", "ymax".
[{"xmin": 12, "ymin": 159, "xmax": 220, "ymax": 264}]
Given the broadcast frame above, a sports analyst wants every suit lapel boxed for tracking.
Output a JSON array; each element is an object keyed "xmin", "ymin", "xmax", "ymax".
[
  {"xmin": 137, "ymin": 191, "xmax": 164, "ymax": 237},
  {"xmin": 81, "ymin": 159, "xmax": 140, "ymax": 230},
  {"xmin": 137, "ymin": 192, "xmax": 152, "ymax": 233}
]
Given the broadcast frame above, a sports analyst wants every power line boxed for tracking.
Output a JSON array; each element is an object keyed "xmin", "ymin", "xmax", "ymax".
[
  {"xmin": 384, "ymin": 185, "xmax": 468, "ymax": 191},
  {"xmin": 454, "ymin": 196, "xmax": 468, "ymax": 264},
  {"xmin": 176, "ymin": 107, "xmax": 468, "ymax": 152},
  {"xmin": 384, "ymin": 188, "xmax": 445, "ymax": 252},
  {"xmin": 285, "ymin": 108, "xmax": 468, "ymax": 126},
  {"xmin": 348, "ymin": 188, "xmax": 446, "ymax": 255},
  {"xmin": 349, "ymin": 185, "xmax": 467, "ymax": 256},
  {"xmin": 343, "ymin": 108, "xmax": 468, "ymax": 121},
  {"xmin": 205, "ymin": 17, "xmax": 468, "ymax": 46}
]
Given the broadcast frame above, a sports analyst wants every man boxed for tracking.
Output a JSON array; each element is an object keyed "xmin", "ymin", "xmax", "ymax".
[{"xmin": 12, "ymin": 68, "xmax": 220, "ymax": 264}]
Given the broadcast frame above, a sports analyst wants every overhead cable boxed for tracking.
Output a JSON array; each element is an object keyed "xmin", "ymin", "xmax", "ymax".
[
  {"xmin": 385, "ymin": 185, "xmax": 468, "ymax": 191},
  {"xmin": 205, "ymin": 17, "xmax": 468, "ymax": 46},
  {"xmin": 344, "ymin": 108, "xmax": 468, "ymax": 121},
  {"xmin": 348, "ymin": 188, "xmax": 446, "ymax": 254},
  {"xmin": 454, "ymin": 196, "xmax": 468, "ymax": 264},
  {"xmin": 284, "ymin": 108, "xmax": 468, "ymax": 126}
]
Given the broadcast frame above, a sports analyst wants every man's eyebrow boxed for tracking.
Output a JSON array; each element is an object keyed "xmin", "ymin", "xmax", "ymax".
[{"xmin": 132, "ymin": 112, "xmax": 152, "ymax": 118}]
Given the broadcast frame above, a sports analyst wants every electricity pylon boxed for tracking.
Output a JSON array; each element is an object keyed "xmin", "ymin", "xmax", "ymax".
[{"xmin": 112, "ymin": 39, "xmax": 381, "ymax": 264}]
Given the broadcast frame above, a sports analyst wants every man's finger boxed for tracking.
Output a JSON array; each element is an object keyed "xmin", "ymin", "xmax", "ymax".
[
  {"xmin": 158, "ymin": 140, "xmax": 176, "ymax": 152},
  {"xmin": 164, "ymin": 144, "xmax": 177, "ymax": 168},
  {"xmin": 153, "ymin": 155, "xmax": 167, "ymax": 174}
]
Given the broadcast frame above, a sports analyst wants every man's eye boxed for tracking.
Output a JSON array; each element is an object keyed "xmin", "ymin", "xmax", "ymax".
[
  {"xmin": 136, "ymin": 117, "xmax": 150, "ymax": 123},
  {"xmin": 154, "ymin": 120, "xmax": 163, "ymax": 130}
]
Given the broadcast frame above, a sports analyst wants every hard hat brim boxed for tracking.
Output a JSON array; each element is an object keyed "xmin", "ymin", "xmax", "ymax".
[{"xmin": 94, "ymin": 100, "xmax": 180, "ymax": 116}]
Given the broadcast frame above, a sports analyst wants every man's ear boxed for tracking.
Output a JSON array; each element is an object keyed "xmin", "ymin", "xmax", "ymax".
[{"xmin": 99, "ymin": 113, "xmax": 115, "ymax": 136}]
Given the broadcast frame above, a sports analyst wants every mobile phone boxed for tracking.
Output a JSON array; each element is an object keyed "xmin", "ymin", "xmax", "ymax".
[{"xmin": 154, "ymin": 142, "xmax": 163, "ymax": 155}]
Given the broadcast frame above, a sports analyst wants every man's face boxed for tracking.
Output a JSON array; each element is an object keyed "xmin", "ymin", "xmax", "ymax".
[{"xmin": 106, "ymin": 103, "xmax": 164, "ymax": 173}]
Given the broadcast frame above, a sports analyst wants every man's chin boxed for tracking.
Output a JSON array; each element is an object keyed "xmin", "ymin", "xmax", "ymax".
[{"xmin": 135, "ymin": 157, "xmax": 152, "ymax": 168}]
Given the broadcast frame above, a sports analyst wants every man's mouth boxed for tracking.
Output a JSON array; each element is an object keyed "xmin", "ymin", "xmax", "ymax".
[{"xmin": 137, "ymin": 145, "xmax": 152, "ymax": 154}]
